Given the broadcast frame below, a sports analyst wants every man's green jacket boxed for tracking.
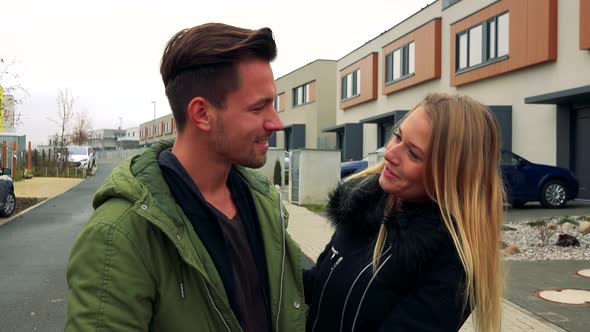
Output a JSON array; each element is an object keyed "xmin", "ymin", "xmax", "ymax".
[{"xmin": 66, "ymin": 140, "xmax": 308, "ymax": 331}]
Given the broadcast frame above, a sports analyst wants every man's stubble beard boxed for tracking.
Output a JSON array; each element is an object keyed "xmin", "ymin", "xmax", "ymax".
[{"xmin": 212, "ymin": 117, "xmax": 267, "ymax": 169}]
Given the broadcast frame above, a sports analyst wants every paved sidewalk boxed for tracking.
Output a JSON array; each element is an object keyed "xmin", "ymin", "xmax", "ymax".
[{"xmin": 283, "ymin": 200, "xmax": 567, "ymax": 332}]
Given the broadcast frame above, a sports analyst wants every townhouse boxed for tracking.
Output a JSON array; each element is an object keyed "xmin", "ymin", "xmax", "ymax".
[
  {"xmin": 271, "ymin": 60, "xmax": 340, "ymax": 154},
  {"xmin": 139, "ymin": 113, "xmax": 176, "ymax": 147},
  {"xmin": 327, "ymin": 0, "xmax": 589, "ymax": 199}
]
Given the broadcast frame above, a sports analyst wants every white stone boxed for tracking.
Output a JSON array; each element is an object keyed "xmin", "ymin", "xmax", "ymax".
[
  {"xmin": 578, "ymin": 221, "xmax": 590, "ymax": 234},
  {"xmin": 561, "ymin": 222, "xmax": 576, "ymax": 230}
]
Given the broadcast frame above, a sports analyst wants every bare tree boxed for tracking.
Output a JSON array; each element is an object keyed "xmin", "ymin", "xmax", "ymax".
[
  {"xmin": 0, "ymin": 57, "xmax": 29, "ymax": 128},
  {"xmin": 70, "ymin": 110, "xmax": 92, "ymax": 146},
  {"xmin": 49, "ymin": 88, "xmax": 77, "ymax": 160}
]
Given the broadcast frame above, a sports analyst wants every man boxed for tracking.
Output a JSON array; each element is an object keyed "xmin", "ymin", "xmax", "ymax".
[{"xmin": 66, "ymin": 23, "xmax": 307, "ymax": 331}]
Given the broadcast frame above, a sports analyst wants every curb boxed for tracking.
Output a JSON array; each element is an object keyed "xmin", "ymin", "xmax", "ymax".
[{"xmin": 0, "ymin": 196, "xmax": 55, "ymax": 227}]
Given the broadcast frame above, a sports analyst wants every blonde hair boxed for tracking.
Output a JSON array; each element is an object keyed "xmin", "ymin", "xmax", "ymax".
[{"xmin": 353, "ymin": 93, "xmax": 504, "ymax": 331}]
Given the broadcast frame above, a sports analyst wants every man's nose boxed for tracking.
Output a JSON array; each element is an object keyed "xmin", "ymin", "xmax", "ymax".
[{"xmin": 264, "ymin": 108, "xmax": 283, "ymax": 132}]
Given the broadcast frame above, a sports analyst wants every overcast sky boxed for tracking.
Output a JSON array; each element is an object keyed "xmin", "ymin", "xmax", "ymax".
[{"xmin": 1, "ymin": 0, "xmax": 433, "ymax": 146}]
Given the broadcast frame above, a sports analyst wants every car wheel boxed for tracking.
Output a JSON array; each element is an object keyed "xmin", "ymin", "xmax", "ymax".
[
  {"xmin": 540, "ymin": 180, "xmax": 568, "ymax": 208},
  {"xmin": 0, "ymin": 192, "xmax": 16, "ymax": 217}
]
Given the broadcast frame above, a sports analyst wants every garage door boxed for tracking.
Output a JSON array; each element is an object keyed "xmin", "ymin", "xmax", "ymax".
[{"xmin": 575, "ymin": 107, "xmax": 590, "ymax": 200}]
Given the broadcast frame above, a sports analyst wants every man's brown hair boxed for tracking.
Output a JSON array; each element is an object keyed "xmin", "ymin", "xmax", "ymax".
[{"xmin": 160, "ymin": 23, "xmax": 277, "ymax": 131}]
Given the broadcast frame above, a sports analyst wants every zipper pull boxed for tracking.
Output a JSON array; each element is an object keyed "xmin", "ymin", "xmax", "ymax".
[
  {"xmin": 331, "ymin": 256, "xmax": 343, "ymax": 270},
  {"xmin": 330, "ymin": 246, "xmax": 339, "ymax": 260},
  {"xmin": 180, "ymin": 282, "xmax": 185, "ymax": 299}
]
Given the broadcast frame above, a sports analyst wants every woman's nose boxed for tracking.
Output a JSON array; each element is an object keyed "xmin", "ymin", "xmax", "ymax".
[{"xmin": 384, "ymin": 144, "xmax": 401, "ymax": 165}]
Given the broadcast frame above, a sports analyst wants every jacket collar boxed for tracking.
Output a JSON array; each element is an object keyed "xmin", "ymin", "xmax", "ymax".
[{"xmin": 326, "ymin": 174, "xmax": 454, "ymax": 275}]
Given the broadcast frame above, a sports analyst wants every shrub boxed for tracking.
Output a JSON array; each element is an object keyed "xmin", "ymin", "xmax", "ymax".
[
  {"xmin": 273, "ymin": 159, "xmax": 282, "ymax": 186},
  {"xmin": 526, "ymin": 219, "xmax": 557, "ymax": 246},
  {"xmin": 526, "ymin": 219, "xmax": 547, "ymax": 227}
]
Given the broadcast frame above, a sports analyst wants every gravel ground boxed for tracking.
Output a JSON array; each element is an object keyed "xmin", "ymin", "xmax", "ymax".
[{"xmin": 503, "ymin": 216, "xmax": 590, "ymax": 261}]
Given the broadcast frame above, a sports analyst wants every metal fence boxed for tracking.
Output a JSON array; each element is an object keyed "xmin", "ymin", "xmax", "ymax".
[{"xmin": 96, "ymin": 148, "xmax": 145, "ymax": 162}]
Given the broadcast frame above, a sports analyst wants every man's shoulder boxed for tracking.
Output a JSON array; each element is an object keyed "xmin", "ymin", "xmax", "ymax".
[
  {"xmin": 234, "ymin": 166, "xmax": 276, "ymax": 198},
  {"xmin": 86, "ymin": 198, "xmax": 150, "ymax": 236}
]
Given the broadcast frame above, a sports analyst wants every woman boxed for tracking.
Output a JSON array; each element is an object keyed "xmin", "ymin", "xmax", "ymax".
[{"xmin": 304, "ymin": 93, "xmax": 504, "ymax": 332}]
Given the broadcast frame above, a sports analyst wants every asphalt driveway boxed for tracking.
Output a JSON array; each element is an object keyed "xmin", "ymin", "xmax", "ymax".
[{"xmin": 506, "ymin": 200, "xmax": 590, "ymax": 223}]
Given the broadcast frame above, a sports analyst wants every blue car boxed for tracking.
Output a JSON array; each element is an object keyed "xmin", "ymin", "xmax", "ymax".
[
  {"xmin": 501, "ymin": 151, "xmax": 579, "ymax": 208},
  {"xmin": 341, "ymin": 160, "xmax": 369, "ymax": 179},
  {"xmin": 340, "ymin": 149, "xmax": 579, "ymax": 209}
]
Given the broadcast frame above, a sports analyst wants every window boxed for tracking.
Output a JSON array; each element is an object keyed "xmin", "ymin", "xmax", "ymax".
[
  {"xmin": 341, "ymin": 69, "xmax": 361, "ymax": 101},
  {"xmin": 274, "ymin": 94, "xmax": 282, "ymax": 111},
  {"xmin": 456, "ymin": 12, "xmax": 509, "ymax": 71},
  {"xmin": 385, "ymin": 42, "xmax": 415, "ymax": 84},
  {"xmin": 164, "ymin": 122, "xmax": 169, "ymax": 133},
  {"xmin": 293, "ymin": 83, "xmax": 310, "ymax": 106},
  {"xmin": 443, "ymin": 0, "xmax": 461, "ymax": 10}
]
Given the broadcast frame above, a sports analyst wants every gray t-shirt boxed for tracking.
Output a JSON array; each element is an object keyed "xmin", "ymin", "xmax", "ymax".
[{"xmin": 210, "ymin": 206, "xmax": 271, "ymax": 332}]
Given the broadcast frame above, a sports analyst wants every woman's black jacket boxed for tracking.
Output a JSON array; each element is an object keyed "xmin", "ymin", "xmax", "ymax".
[{"xmin": 303, "ymin": 175, "xmax": 471, "ymax": 332}]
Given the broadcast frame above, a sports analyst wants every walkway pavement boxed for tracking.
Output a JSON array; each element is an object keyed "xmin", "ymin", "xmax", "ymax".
[{"xmin": 283, "ymin": 200, "xmax": 569, "ymax": 332}]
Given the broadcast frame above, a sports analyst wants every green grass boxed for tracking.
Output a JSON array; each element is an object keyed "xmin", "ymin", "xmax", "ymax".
[
  {"xmin": 302, "ymin": 204, "xmax": 327, "ymax": 214},
  {"xmin": 557, "ymin": 216, "xmax": 579, "ymax": 226},
  {"xmin": 526, "ymin": 219, "xmax": 548, "ymax": 227}
]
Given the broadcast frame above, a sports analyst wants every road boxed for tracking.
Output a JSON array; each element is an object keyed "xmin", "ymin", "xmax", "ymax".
[
  {"xmin": 0, "ymin": 162, "xmax": 116, "ymax": 332},
  {"xmin": 505, "ymin": 200, "xmax": 590, "ymax": 223}
]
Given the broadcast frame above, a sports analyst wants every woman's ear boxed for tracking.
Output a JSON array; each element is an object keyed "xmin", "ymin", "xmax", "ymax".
[{"xmin": 187, "ymin": 97, "xmax": 213, "ymax": 131}]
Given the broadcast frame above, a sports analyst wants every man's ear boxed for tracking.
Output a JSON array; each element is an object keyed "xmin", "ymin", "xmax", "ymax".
[{"xmin": 187, "ymin": 97, "xmax": 213, "ymax": 131}]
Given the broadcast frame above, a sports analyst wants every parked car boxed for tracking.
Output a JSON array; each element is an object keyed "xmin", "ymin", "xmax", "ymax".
[
  {"xmin": 501, "ymin": 150, "xmax": 579, "ymax": 209},
  {"xmin": 0, "ymin": 167, "xmax": 16, "ymax": 217},
  {"xmin": 341, "ymin": 160, "xmax": 369, "ymax": 179},
  {"xmin": 340, "ymin": 148, "xmax": 579, "ymax": 209},
  {"xmin": 67, "ymin": 146, "xmax": 96, "ymax": 170}
]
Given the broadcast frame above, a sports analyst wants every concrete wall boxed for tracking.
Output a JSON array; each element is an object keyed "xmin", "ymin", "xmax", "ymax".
[{"xmin": 290, "ymin": 149, "xmax": 340, "ymax": 205}]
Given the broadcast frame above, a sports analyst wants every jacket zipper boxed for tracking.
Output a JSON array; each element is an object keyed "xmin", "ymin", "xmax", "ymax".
[
  {"xmin": 180, "ymin": 255, "xmax": 231, "ymax": 331},
  {"xmin": 312, "ymin": 256, "xmax": 344, "ymax": 332},
  {"xmin": 340, "ymin": 246, "xmax": 392, "ymax": 332},
  {"xmin": 204, "ymin": 279, "xmax": 231, "ymax": 332},
  {"xmin": 351, "ymin": 253, "xmax": 393, "ymax": 332},
  {"xmin": 275, "ymin": 185, "xmax": 286, "ymax": 332}
]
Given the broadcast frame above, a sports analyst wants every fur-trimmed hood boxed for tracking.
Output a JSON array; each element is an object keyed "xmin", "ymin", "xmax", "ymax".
[{"xmin": 326, "ymin": 174, "xmax": 456, "ymax": 275}]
